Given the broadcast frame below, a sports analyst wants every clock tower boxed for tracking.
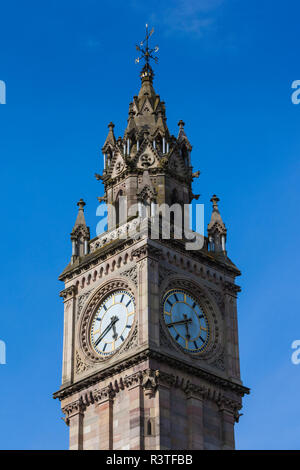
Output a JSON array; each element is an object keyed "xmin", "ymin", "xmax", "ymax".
[{"xmin": 54, "ymin": 28, "xmax": 249, "ymax": 450}]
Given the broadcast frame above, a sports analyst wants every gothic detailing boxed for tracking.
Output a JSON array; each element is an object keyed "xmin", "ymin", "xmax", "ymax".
[{"xmin": 60, "ymin": 367, "xmax": 248, "ymax": 426}]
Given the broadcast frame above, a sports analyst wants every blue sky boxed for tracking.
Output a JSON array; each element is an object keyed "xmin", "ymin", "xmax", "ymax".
[{"xmin": 0, "ymin": 0, "xmax": 300, "ymax": 449}]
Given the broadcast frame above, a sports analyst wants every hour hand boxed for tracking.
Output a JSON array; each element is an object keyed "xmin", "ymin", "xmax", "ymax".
[
  {"xmin": 112, "ymin": 320, "xmax": 118, "ymax": 340},
  {"xmin": 95, "ymin": 316, "xmax": 118, "ymax": 345}
]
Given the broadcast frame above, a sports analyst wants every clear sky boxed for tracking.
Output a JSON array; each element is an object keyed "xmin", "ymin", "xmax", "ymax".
[{"xmin": 0, "ymin": 0, "xmax": 300, "ymax": 450}]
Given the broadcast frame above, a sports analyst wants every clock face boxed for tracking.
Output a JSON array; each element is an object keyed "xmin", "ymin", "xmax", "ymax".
[
  {"xmin": 90, "ymin": 290, "xmax": 135, "ymax": 357},
  {"xmin": 163, "ymin": 289, "xmax": 209, "ymax": 354}
]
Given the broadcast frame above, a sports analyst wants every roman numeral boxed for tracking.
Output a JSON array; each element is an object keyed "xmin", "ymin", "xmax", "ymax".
[
  {"xmin": 192, "ymin": 302, "xmax": 196, "ymax": 309},
  {"xmin": 175, "ymin": 334, "xmax": 180, "ymax": 341},
  {"xmin": 174, "ymin": 294, "xmax": 179, "ymax": 301},
  {"xmin": 167, "ymin": 300, "xmax": 172, "ymax": 307},
  {"xmin": 126, "ymin": 325, "xmax": 131, "ymax": 328},
  {"xmin": 103, "ymin": 305, "xmax": 107, "ymax": 311},
  {"xmin": 198, "ymin": 314, "xmax": 204, "ymax": 319},
  {"xmin": 199, "ymin": 336, "xmax": 205, "ymax": 343},
  {"xmin": 120, "ymin": 294, "xmax": 124, "ymax": 303},
  {"xmin": 126, "ymin": 300, "xmax": 131, "ymax": 307},
  {"xmin": 194, "ymin": 341, "xmax": 198, "ymax": 349},
  {"xmin": 103, "ymin": 343, "xmax": 107, "ymax": 351},
  {"xmin": 120, "ymin": 335, "xmax": 124, "ymax": 342}
]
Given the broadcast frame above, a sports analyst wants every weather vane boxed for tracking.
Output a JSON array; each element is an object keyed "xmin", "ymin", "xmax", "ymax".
[{"xmin": 135, "ymin": 24, "xmax": 159, "ymax": 67}]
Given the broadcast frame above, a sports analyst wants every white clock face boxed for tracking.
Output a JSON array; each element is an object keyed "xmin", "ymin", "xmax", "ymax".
[
  {"xmin": 90, "ymin": 290, "xmax": 135, "ymax": 357},
  {"xmin": 163, "ymin": 289, "xmax": 209, "ymax": 354}
]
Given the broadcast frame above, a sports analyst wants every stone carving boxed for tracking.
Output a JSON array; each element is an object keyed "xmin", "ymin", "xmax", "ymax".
[
  {"xmin": 140, "ymin": 153, "xmax": 154, "ymax": 168},
  {"xmin": 89, "ymin": 218, "xmax": 140, "ymax": 253},
  {"xmin": 120, "ymin": 266, "xmax": 138, "ymax": 287},
  {"xmin": 158, "ymin": 266, "xmax": 177, "ymax": 284},
  {"xmin": 94, "ymin": 384, "xmax": 115, "ymax": 403},
  {"xmin": 62, "ymin": 398, "xmax": 85, "ymax": 425},
  {"xmin": 60, "ymin": 285, "xmax": 77, "ymax": 301},
  {"xmin": 142, "ymin": 369, "xmax": 158, "ymax": 397},
  {"xmin": 132, "ymin": 244, "xmax": 162, "ymax": 261},
  {"xmin": 224, "ymin": 281, "xmax": 241, "ymax": 297},
  {"xmin": 54, "ymin": 352, "xmax": 250, "ymax": 402},
  {"xmin": 77, "ymin": 289, "xmax": 92, "ymax": 321},
  {"xmin": 217, "ymin": 397, "xmax": 243, "ymax": 422},
  {"xmin": 207, "ymin": 287, "xmax": 224, "ymax": 313},
  {"xmin": 209, "ymin": 352, "xmax": 225, "ymax": 371},
  {"xmin": 123, "ymin": 371, "xmax": 143, "ymax": 388},
  {"xmin": 75, "ymin": 350, "xmax": 91, "ymax": 375}
]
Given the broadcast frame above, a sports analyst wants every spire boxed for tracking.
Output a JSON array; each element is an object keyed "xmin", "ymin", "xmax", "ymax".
[
  {"xmin": 96, "ymin": 26, "xmax": 195, "ymax": 233},
  {"xmin": 102, "ymin": 122, "xmax": 116, "ymax": 150},
  {"xmin": 207, "ymin": 195, "xmax": 227, "ymax": 254},
  {"xmin": 73, "ymin": 199, "xmax": 87, "ymax": 228},
  {"xmin": 134, "ymin": 24, "xmax": 161, "ymax": 119},
  {"xmin": 70, "ymin": 199, "xmax": 90, "ymax": 263}
]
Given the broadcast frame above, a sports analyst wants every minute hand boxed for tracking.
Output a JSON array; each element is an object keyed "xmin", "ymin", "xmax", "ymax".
[{"xmin": 167, "ymin": 318, "xmax": 192, "ymax": 327}]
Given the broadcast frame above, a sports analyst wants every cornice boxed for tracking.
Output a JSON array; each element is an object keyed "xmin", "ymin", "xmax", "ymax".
[
  {"xmin": 58, "ymin": 237, "xmax": 137, "ymax": 282},
  {"xmin": 60, "ymin": 366, "xmax": 247, "ymax": 424},
  {"xmin": 53, "ymin": 348, "xmax": 250, "ymax": 402}
]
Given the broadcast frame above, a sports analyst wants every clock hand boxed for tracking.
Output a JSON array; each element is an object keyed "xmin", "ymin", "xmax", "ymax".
[
  {"xmin": 112, "ymin": 320, "xmax": 118, "ymax": 340},
  {"xmin": 167, "ymin": 318, "xmax": 192, "ymax": 327},
  {"xmin": 95, "ymin": 316, "xmax": 119, "ymax": 346},
  {"xmin": 183, "ymin": 314, "xmax": 191, "ymax": 340}
]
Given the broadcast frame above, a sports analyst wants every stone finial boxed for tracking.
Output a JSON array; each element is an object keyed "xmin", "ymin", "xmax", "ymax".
[
  {"xmin": 102, "ymin": 122, "xmax": 116, "ymax": 150},
  {"xmin": 210, "ymin": 194, "xmax": 220, "ymax": 210},
  {"xmin": 207, "ymin": 194, "xmax": 227, "ymax": 254},
  {"xmin": 178, "ymin": 120, "xmax": 185, "ymax": 129},
  {"xmin": 70, "ymin": 198, "xmax": 90, "ymax": 262},
  {"xmin": 77, "ymin": 198, "xmax": 86, "ymax": 210}
]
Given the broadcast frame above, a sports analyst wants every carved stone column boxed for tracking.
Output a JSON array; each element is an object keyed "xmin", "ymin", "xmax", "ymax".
[
  {"xmin": 218, "ymin": 398, "xmax": 238, "ymax": 450},
  {"xmin": 125, "ymin": 372, "xmax": 144, "ymax": 450},
  {"xmin": 143, "ymin": 369, "xmax": 160, "ymax": 450},
  {"xmin": 60, "ymin": 285, "xmax": 77, "ymax": 386},
  {"xmin": 156, "ymin": 372, "xmax": 172, "ymax": 450},
  {"xmin": 94, "ymin": 386, "xmax": 115, "ymax": 450},
  {"xmin": 224, "ymin": 282, "xmax": 241, "ymax": 381},
  {"xmin": 62, "ymin": 398, "xmax": 85, "ymax": 450},
  {"xmin": 186, "ymin": 388, "xmax": 204, "ymax": 450}
]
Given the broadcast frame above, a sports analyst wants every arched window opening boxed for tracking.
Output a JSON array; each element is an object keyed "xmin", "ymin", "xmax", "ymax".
[{"xmin": 147, "ymin": 419, "xmax": 152, "ymax": 436}]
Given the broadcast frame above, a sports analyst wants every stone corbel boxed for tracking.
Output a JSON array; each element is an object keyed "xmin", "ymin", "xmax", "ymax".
[
  {"xmin": 217, "ymin": 396, "xmax": 242, "ymax": 423},
  {"xmin": 142, "ymin": 369, "xmax": 158, "ymax": 398},
  {"xmin": 132, "ymin": 244, "xmax": 163, "ymax": 262},
  {"xmin": 59, "ymin": 285, "xmax": 77, "ymax": 302},
  {"xmin": 62, "ymin": 397, "xmax": 85, "ymax": 426},
  {"xmin": 93, "ymin": 384, "xmax": 115, "ymax": 405},
  {"xmin": 223, "ymin": 282, "xmax": 241, "ymax": 298},
  {"xmin": 123, "ymin": 371, "xmax": 143, "ymax": 389}
]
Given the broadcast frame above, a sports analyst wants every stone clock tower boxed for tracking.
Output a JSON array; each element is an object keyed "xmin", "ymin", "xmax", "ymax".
[{"xmin": 54, "ymin": 30, "xmax": 249, "ymax": 450}]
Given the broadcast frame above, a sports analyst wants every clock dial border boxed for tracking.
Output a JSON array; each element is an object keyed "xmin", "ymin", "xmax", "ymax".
[
  {"xmin": 89, "ymin": 289, "xmax": 136, "ymax": 358},
  {"xmin": 162, "ymin": 288, "xmax": 211, "ymax": 355},
  {"xmin": 79, "ymin": 279, "xmax": 137, "ymax": 364}
]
